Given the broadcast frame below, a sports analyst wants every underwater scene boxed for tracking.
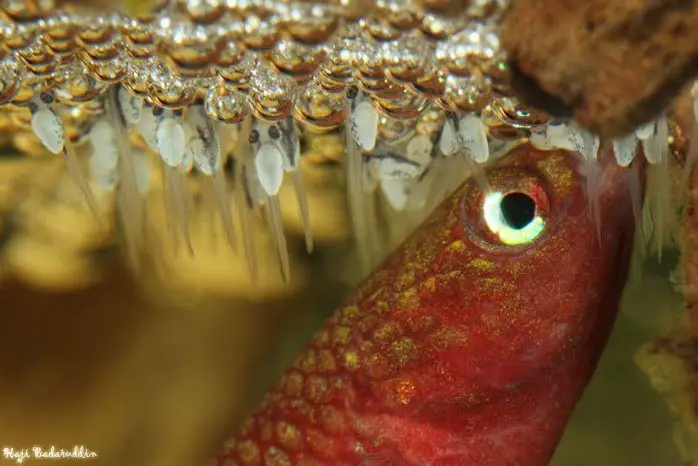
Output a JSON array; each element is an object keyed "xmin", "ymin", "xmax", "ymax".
[{"xmin": 0, "ymin": 1, "xmax": 697, "ymax": 465}]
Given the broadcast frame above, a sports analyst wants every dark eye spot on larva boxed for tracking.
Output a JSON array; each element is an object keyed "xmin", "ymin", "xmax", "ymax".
[
  {"xmin": 39, "ymin": 93, "xmax": 54, "ymax": 105},
  {"xmin": 248, "ymin": 129, "xmax": 259, "ymax": 145}
]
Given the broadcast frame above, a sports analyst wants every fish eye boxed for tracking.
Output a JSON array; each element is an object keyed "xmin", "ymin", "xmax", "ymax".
[
  {"xmin": 482, "ymin": 191, "xmax": 545, "ymax": 245},
  {"xmin": 460, "ymin": 163, "xmax": 552, "ymax": 249}
]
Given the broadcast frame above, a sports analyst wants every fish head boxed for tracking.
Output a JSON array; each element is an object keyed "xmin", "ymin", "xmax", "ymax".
[
  {"xmin": 418, "ymin": 143, "xmax": 638, "ymax": 391},
  {"xmin": 353, "ymin": 143, "xmax": 640, "ymax": 462},
  {"xmin": 218, "ymin": 144, "xmax": 643, "ymax": 466}
]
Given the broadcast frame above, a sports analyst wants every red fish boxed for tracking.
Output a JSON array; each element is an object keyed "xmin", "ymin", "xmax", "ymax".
[{"xmin": 216, "ymin": 144, "xmax": 639, "ymax": 466}]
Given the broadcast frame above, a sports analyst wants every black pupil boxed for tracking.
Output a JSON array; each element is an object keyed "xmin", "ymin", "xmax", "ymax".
[{"xmin": 500, "ymin": 192, "xmax": 536, "ymax": 230}]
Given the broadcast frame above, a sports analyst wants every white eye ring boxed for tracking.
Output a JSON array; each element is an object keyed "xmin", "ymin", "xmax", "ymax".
[{"xmin": 482, "ymin": 191, "xmax": 545, "ymax": 245}]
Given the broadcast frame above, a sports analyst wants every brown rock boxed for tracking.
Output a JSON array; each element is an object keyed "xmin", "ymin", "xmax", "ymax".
[{"xmin": 501, "ymin": 0, "xmax": 698, "ymax": 138}]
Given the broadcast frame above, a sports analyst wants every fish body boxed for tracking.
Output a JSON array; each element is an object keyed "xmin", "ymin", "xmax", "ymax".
[{"xmin": 217, "ymin": 145, "xmax": 639, "ymax": 466}]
